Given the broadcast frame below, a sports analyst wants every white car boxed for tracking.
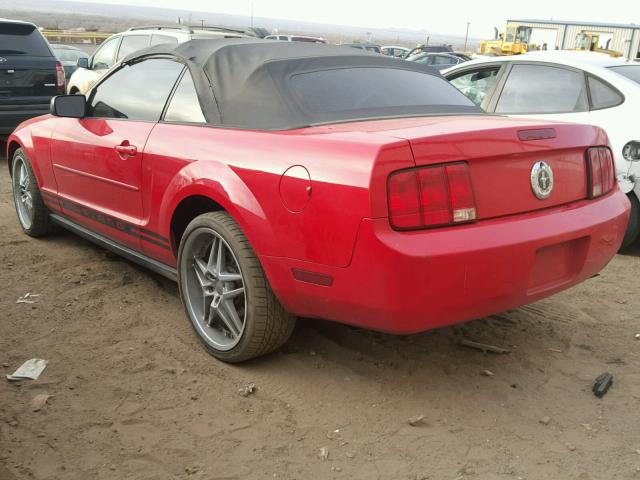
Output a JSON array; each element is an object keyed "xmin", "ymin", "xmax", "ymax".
[
  {"xmin": 264, "ymin": 34, "xmax": 326, "ymax": 43},
  {"xmin": 381, "ymin": 46, "xmax": 410, "ymax": 58},
  {"xmin": 443, "ymin": 51, "xmax": 640, "ymax": 246},
  {"xmin": 67, "ymin": 25, "xmax": 248, "ymax": 94}
]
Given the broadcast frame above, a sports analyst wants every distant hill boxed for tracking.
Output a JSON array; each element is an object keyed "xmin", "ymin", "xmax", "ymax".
[{"xmin": 0, "ymin": 0, "xmax": 481, "ymax": 49}]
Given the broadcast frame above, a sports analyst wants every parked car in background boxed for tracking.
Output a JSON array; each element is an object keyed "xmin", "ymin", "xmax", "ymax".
[
  {"xmin": 0, "ymin": 19, "xmax": 65, "ymax": 137},
  {"xmin": 340, "ymin": 43, "xmax": 382, "ymax": 54},
  {"xmin": 381, "ymin": 46, "xmax": 410, "ymax": 58},
  {"xmin": 406, "ymin": 44, "xmax": 453, "ymax": 57},
  {"xmin": 8, "ymin": 39, "xmax": 629, "ymax": 362},
  {"xmin": 50, "ymin": 44, "xmax": 89, "ymax": 80},
  {"xmin": 264, "ymin": 34, "xmax": 326, "ymax": 43},
  {"xmin": 67, "ymin": 25, "xmax": 249, "ymax": 94},
  {"xmin": 448, "ymin": 52, "xmax": 474, "ymax": 62},
  {"xmin": 443, "ymin": 51, "xmax": 640, "ymax": 246},
  {"xmin": 406, "ymin": 52, "xmax": 466, "ymax": 71}
]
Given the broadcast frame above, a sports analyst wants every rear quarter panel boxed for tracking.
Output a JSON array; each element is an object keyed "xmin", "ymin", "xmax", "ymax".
[{"xmin": 142, "ymin": 123, "xmax": 413, "ymax": 267}]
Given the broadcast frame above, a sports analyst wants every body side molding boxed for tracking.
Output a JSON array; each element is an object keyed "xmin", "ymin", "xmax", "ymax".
[{"xmin": 50, "ymin": 214, "xmax": 178, "ymax": 281}]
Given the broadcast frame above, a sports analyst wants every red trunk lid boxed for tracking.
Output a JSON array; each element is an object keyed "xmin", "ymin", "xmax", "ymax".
[{"xmin": 314, "ymin": 116, "xmax": 608, "ymax": 221}]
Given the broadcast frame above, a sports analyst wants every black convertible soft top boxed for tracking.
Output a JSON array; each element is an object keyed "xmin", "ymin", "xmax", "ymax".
[{"xmin": 123, "ymin": 38, "xmax": 480, "ymax": 130}]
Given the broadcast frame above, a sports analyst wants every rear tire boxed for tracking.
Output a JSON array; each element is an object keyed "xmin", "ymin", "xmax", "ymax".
[
  {"xmin": 177, "ymin": 211, "xmax": 295, "ymax": 362},
  {"xmin": 11, "ymin": 148, "xmax": 54, "ymax": 237},
  {"xmin": 622, "ymin": 193, "xmax": 639, "ymax": 248}
]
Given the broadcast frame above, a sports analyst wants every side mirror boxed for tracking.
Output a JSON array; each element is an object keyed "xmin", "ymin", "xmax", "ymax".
[
  {"xmin": 50, "ymin": 95, "xmax": 86, "ymax": 118},
  {"xmin": 77, "ymin": 57, "xmax": 89, "ymax": 69},
  {"xmin": 623, "ymin": 141, "xmax": 640, "ymax": 162}
]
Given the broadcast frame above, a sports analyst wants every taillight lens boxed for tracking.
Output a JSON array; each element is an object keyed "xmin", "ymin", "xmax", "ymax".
[
  {"xmin": 55, "ymin": 61, "xmax": 66, "ymax": 93},
  {"xmin": 388, "ymin": 162, "xmax": 477, "ymax": 230},
  {"xmin": 587, "ymin": 147, "xmax": 615, "ymax": 199},
  {"xmin": 388, "ymin": 170, "xmax": 421, "ymax": 229}
]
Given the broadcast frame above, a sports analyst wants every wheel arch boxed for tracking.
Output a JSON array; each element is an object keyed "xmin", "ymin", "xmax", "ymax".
[
  {"xmin": 166, "ymin": 187, "xmax": 293, "ymax": 322},
  {"xmin": 163, "ymin": 174, "xmax": 275, "ymax": 261},
  {"xmin": 169, "ymin": 194, "xmax": 225, "ymax": 255},
  {"xmin": 7, "ymin": 139, "xmax": 23, "ymax": 177}
]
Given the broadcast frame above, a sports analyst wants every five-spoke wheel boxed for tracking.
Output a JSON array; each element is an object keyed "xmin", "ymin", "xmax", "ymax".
[
  {"xmin": 183, "ymin": 228, "xmax": 247, "ymax": 350},
  {"xmin": 14, "ymin": 156, "xmax": 34, "ymax": 230},
  {"xmin": 178, "ymin": 212, "xmax": 295, "ymax": 362},
  {"xmin": 11, "ymin": 149, "xmax": 53, "ymax": 237}
]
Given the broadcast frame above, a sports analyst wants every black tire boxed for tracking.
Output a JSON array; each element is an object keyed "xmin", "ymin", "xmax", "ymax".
[
  {"xmin": 11, "ymin": 148, "xmax": 54, "ymax": 237},
  {"xmin": 177, "ymin": 211, "xmax": 295, "ymax": 362},
  {"xmin": 622, "ymin": 193, "xmax": 640, "ymax": 248}
]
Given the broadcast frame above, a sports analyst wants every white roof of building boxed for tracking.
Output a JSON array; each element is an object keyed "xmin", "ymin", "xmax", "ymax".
[{"xmin": 508, "ymin": 19, "xmax": 640, "ymax": 30}]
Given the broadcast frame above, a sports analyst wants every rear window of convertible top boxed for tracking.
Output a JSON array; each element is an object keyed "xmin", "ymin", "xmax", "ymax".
[{"xmin": 289, "ymin": 67, "xmax": 476, "ymax": 114}]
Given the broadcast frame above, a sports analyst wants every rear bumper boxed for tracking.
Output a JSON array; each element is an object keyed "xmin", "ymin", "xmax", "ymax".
[
  {"xmin": 262, "ymin": 190, "xmax": 630, "ymax": 333},
  {"xmin": 0, "ymin": 105, "xmax": 50, "ymax": 135}
]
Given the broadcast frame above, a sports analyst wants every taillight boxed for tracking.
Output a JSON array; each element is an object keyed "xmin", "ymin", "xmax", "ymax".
[
  {"xmin": 55, "ymin": 61, "xmax": 66, "ymax": 93},
  {"xmin": 587, "ymin": 147, "xmax": 615, "ymax": 199},
  {"xmin": 388, "ymin": 162, "xmax": 477, "ymax": 230}
]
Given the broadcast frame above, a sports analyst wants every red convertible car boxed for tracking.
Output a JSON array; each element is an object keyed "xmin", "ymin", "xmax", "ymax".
[{"xmin": 8, "ymin": 39, "xmax": 630, "ymax": 362}]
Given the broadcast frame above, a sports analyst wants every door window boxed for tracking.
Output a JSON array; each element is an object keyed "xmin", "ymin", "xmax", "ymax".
[
  {"xmin": 432, "ymin": 55, "xmax": 455, "ymax": 65},
  {"xmin": 116, "ymin": 35, "xmax": 150, "ymax": 61},
  {"xmin": 88, "ymin": 58, "xmax": 184, "ymax": 121},
  {"xmin": 150, "ymin": 34, "xmax": 179, "ymax": 46},
  {"xmin": 410, "ymin": 55, "xmax": 429, "ymax": 64},
  {"xmin": 91, "ymin": 36, "xmax": 120, "ymax": 70},
  {"xmin": 164, "ymin": 70, "xmax": 206, "ymax": 123},
  {"xmin": 496, "ymin": 64, "xmax": 588, "ymax": 114},
  {"xmin": 608, "ymin": 65, "xmax": 640, "ymax": 84},
  {"xmin": 588, "ymin": 76, "xmax": 623, "ymax": 109},
  {"xmin": 449, "ymin": 67, "xmax": 501, "ymax": 106}
]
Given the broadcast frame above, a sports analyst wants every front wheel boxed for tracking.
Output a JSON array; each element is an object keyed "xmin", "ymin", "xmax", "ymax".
[
  {"xmin": 177, "ymin": 212, "xmax": 295, "ymax": 362},
  {"xmin": 11, "ymin": 148, "xmax": 54, "ymax": 237}
]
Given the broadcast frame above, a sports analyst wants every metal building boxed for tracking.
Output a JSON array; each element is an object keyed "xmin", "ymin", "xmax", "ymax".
[{"xmin": 508, "ymin": 19, "xmax": 640, "ymax": 60}]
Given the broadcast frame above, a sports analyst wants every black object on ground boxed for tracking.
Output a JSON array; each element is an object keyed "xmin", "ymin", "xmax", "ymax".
[{"xmin": 592, "ymin": 372, "xmax": 614, "ymax": 398}]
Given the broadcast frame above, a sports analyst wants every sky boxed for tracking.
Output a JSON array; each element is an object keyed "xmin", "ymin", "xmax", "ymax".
[{"xmin": 78, "ymin": 0, "xmax": 637, "ymax": 38}]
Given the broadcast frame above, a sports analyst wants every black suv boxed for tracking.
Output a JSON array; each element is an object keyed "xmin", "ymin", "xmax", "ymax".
[{"xmin": 0, "ymin": 19, "xmax": 65, "ymax": 137}]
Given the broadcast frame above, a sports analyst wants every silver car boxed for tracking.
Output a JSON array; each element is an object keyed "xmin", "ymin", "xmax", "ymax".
[{"xmin": 67, "ymin": 25, "xmax": 249, "ymax": 94}]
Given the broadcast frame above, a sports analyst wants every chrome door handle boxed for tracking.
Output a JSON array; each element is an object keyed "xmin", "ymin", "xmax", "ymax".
[{"xmin": 115, "ymin": 143, "xmax": 137, "ymax": 156}]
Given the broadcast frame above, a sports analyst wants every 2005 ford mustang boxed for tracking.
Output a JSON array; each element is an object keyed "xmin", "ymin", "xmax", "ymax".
[{"xmin": 8, "ymin": 39, "xmax": 630, "ymax": 362}]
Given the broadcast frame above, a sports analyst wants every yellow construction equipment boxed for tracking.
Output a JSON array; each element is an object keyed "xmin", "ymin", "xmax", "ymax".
[
  {"xmin": 478, "ymin": 23, "xmax": 537, "ymax": 56},
  {"xmin": 575, "ymin": 32, "xmax": 622, "ymax": 57}
]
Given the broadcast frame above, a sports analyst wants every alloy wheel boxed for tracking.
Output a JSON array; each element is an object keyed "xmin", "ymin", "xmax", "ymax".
[
  {"xmin": 14, "ymin": 157, "xmax": 34, "ymax": 230},
  {"xmin": 181, "ymin": 227, "xmax": 247, "ymax": 351}
]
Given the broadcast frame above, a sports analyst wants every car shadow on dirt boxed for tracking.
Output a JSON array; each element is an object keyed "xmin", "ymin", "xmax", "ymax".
[
  {"xmin": 42, "ymin": 220, "xmax": 588, "ymax": 377},
  {"xmin": 618, "ymin": 242, "xmax": 640, "ymax": 257},
  {"xmin": 44, "ymin": 219, "xmax": 544, "ymax": 377}
]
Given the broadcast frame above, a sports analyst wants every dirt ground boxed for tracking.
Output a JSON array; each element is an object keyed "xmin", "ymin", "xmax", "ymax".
[{"xmin": 1, "ymin": 150, "xmax": 639, "ymax": 480}]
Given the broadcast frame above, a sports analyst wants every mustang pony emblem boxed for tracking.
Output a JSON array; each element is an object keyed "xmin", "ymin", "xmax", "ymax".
[{"xmin": 531, "ymin": 161, "xmax": 554, "ymax": 199}]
